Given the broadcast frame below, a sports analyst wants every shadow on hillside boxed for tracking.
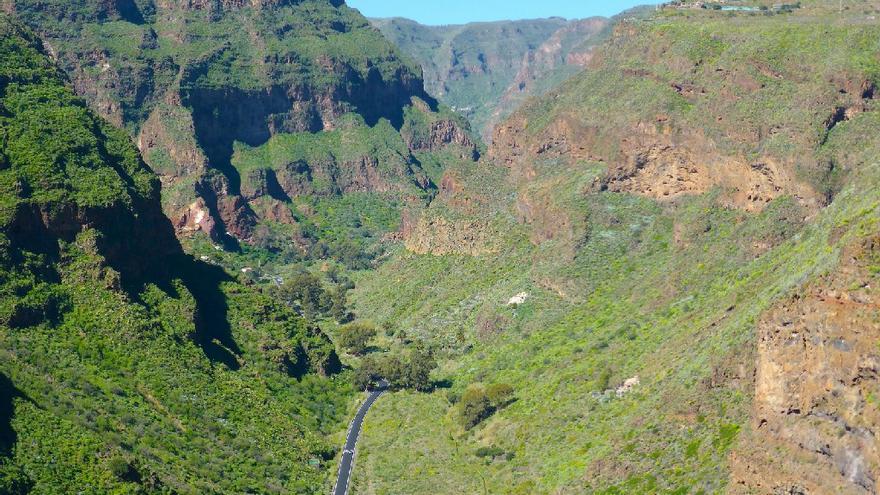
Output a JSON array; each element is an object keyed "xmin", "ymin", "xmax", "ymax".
[
  {"xmin": 175, "ymin": 259, "xmax": 243, "ymax": 371},
  {"xmin": 116, "ymin": 0, "xmax": 145, "ymax": 24},
  {"xmin": 0, "ymin": 372, "xmax": 22, "ymax": 456},
  {"xmin": 0, "ymin": 372, "xmax": 35, "ymax": 493},
  {"xmin": 99, "ymin": 199, "xmax": 244, "ymax": 371},
  {"xmin": 116, "ymin": 252, "xmax": 243, "ymax": 370},
  {"xmin": 432, "ymin": 378, "xmax": 453, "ymax": 390}
]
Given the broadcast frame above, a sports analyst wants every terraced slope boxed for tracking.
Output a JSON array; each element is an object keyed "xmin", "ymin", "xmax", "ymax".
[{"xmin": 0, "ymin": 15, "xmax": 349, "ymax": 493}]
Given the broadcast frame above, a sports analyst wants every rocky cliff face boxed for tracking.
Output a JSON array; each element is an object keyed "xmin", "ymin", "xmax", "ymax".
[
  {"xmin": 731, "ymin": 235, "xmax": 880, "ymax": 494},
  {"xmin": 488, "ymin": 15, "xmax": 880, "ymax": 233},
  {"xmin": 7, "ymin": 0, "xmax": 478, "ymax": 253},
  {"xmin": 404, "ymin": 119, "xmax": 479, "ymax": 160},
  {"xmin": 372, "ymin": 16, "xmax": 612, "ymax": 139},
  {"xmin": 401, "ymin": 213, "xmax": 495, "ymax": 256}
]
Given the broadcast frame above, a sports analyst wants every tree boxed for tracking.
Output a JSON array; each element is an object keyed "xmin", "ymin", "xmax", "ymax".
[
  {"xmin": 337, "ymin": 322, "xmax": 376, "ymax": 355},
  {"xmin": 380, "ymin": 353, "xmax": 407, "ymax": 387},
  {"xmin": 380, "ymin": 348, "xmax": 437, "ymax": 391},
  {"xmin": 403, "ymin": 349, "xmax": 436, "ymax": 392},
  {"xmin": 331, "ymin": 240, "xmax": 373, "ymax": 270},
  {"xmin": 458, "ymin": 384, "xmax": 493, "ymax": 430},
  {"xmin": 354, "ymin": 349, "xmax": 438, "ymax": 392},
  {"xmin": 329, "ymin": 287, "xmax": 352, "ymax": 323},
  {"xmin": 274, "ymin": 272, "xmax": 330, "ymax": 320},
  {"xmin": 0, "ymin": 460, "xmax": 32, "ymax": 494},
  {"xmin": 353, "ymin": 355, "xmax": 383, "ymax": 390},
  {"xmin": 486, "ymin": 383, "xmax": 514, "ymax": 409}
]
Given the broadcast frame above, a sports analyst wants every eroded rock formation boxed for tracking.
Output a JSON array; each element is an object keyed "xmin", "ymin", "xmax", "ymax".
[{"xmin": 730, "ymin": 236, "xmax": 880, "ymax": 494}]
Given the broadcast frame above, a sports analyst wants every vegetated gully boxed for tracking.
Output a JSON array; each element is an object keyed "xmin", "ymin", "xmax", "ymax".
[{"xmin": 332, "ymin": 380, "xmax": 388, "ymax": 495}]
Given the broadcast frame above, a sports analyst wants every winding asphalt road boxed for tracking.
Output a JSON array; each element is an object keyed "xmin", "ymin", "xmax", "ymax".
[{"xmin": 332, "ymin": 380, "xmax": 388, "ymax": 495}]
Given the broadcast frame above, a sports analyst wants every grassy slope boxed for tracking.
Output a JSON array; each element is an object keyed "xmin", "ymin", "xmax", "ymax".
[
  {"xmin": 0, "ymin": 16, "xmax": 352, "ymax": 494},
  {"xmin": 349, "ymin": 4, "xmax": 880, "ymax": 494}
]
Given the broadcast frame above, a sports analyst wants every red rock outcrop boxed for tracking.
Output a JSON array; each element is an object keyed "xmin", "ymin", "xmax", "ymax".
[
  {"xmin": 405, "ymin": 119, "xmax": 479, "ymax": 160},
  {"xmin": 174, "ymin": 198, "xmax": 215, "ymax": 236},
  {"xmin": 730, "ymin": 236, "xmax": 880, "ymax": 494}
]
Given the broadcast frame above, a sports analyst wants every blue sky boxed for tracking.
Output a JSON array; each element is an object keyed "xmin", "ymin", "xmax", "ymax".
[{"xmin": 346, "ymin": 0, "xmax": 663, "ymax": 25}]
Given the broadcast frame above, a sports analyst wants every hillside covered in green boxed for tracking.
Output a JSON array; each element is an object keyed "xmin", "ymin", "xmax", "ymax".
[
  {"xmin": 4, "ymin": 0, "xmax": 880, "ymax": 494},
  {"xmin": 0, "ymin": 14, "xmax": 350, "ymax": 493},
  {"xmin": 346, "ymin": 1, "xmax": 880, "ymax": 493},
  {"xmin": 4, "ymin": 0, "xmax": 479, "ymax": 282},
  {"xmin": 370, "ymin": 15, "xmax": 613, "ymax": 139}
]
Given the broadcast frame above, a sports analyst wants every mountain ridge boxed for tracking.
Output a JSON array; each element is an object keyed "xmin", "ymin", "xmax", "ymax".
[
  {"xmin": 4, "ymin": 0, "xmax": 479, "ymax": 275},
  {"xmin": 370, "ymin": 15, "xmax": 612, "ymax": 140}
]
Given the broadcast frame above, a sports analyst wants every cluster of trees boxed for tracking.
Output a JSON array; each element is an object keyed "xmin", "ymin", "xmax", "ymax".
[
  {"xmin": 354, "ymin": 349, "xmax": 437, "ymax": 392},
  {"xmin": 456, "ymin": 383, "xmax": 514, "ymax": 430},
  {"xmin": 271, "ymin": 271, "xmax": 353, "ymax": 322},
  {"xmin": 250, "ymin": 227, "xmax": 376, "ymax": 270},
  {"xmin": 337, "ymin": 322, "xmax": 377, "ymax": 355}
]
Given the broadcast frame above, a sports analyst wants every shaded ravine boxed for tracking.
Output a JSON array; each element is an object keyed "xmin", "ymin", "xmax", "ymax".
[{"xmin": 332, "ymin": 381, "xmax": 388, "ymax": 495}]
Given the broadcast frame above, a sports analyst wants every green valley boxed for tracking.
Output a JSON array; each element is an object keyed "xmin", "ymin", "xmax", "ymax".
[
  {"xmin": 347, "ymin": 1, "xmax": 880, "ymax": 493},
  {"xmin": 2, "ymin": 0, "xmax": 880, "ymax": 494}
]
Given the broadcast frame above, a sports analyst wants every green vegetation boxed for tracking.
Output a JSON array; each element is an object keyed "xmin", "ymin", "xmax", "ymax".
[
  {"xmin": 0, "ymin": 15, "xmax": 351, "ymax": 493},
  {"xmin": 371, "ymin": 16, "xmax": 612, "ymax": 137},
  {"xmin": 6, "ymin": 0, "xmax": 880, "ymax": 493},
  {"xmin": 354, "ymin": 349, "xmax": 437, "ymax": 392},
  {"xmin": 347, "ymin": 2, "xmax": 880, "ymax": 493},
  {"xmin": 485, "ymin": 383, "xmax": 515, "ymax": 408},
  {"xmin": 457, "ymin": 385, "xmax": 493, "ymax": 430},
  {"xmin": 456, "ymin": 382, "xmax": 515, "ymax": 430},
  {"xmin": 271, "ymin": 270, "xmax": 353, "ymax": 323},
  {"xmin": 338, "ymin": 322, "xmax": 378, "ymax": 356}
]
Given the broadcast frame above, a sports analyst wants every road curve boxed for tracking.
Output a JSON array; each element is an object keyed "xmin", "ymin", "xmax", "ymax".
[{"xmin": 332, "ymin": 380, "xmax": 388, "ymax": 495}]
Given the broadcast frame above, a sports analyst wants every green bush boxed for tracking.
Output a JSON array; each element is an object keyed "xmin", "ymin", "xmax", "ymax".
[
  {"xmin": 474, "ymin": 446, "xmax": 505, "ymax": 458},
  {"xmin": 273, "ymin": 271, "xmax": 331, "ymax": 320},
  {"xmin": 458, "ymin": 384, "xmax": 493, "ymax": 430},
  {"xmin": 485, "ymin": 383, "xmax": 514, "ymax": 409},
  {"xmin": 353, "ymin": 349, "xmax": 437, "ymax": 391},
  {"xmin": 338, "ymin": 321, "xmax": 377, "ymax": 356}
]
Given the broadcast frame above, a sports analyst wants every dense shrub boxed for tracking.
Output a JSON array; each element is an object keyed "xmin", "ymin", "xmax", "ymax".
[
  {"xmin": 458, "ymin": 384, "xmax": 493, "ymax": 430},
  {"xmin": 485, "ymin": 383, "xmax": 514, "ymax": 408},
  {"xmin": 272, "ymin": 270, "xmax": 352, "ymax": 323},
  {"xmin": 338, "ymin": 321, "xmax": 377, "ymax": 355},
  {"xmin": 353, "ymin": 349, "xmax": 437, "ymax": 391},
  {"xmin": 457, "ymin": 382, "xmax": 515, "ymax": 430},
  {"xmin": 474, "ymin": 446, "xmax": 505, "ymax": 458}
]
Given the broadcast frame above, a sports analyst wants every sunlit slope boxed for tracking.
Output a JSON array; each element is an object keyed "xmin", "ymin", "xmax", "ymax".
[{"xmin": 349, "ymin": 3, "xmax": 880, "ymax": 493}]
